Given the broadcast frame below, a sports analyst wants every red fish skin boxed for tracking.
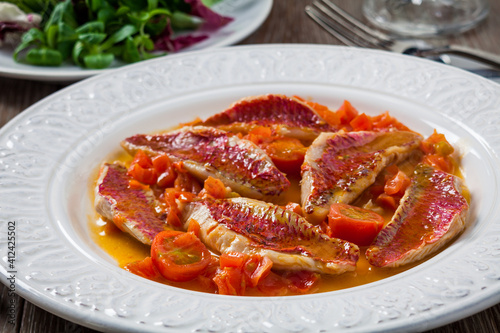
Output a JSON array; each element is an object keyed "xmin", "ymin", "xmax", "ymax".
[
  {"xmin": 366, "ymin": 164, "xmax": 469, "ymax": 267},
  {"xmin": 202, "ymin": 94, "xmax": 338, "ymax": 140},
  {"xmin": 184, "ymin": 197, "xmax": 359, "ymax": 274},
  {"xmin": 95, "ymin": 163, "xmax": 169, "ymax": 245},
  {"xmin": 122, "ymin": 126, "xmax": 290, "ymax": 198}
]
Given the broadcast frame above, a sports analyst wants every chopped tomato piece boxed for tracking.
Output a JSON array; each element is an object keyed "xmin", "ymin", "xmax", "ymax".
[
  {"xmin": 350, "ymin": 113, "xmax": 373, "ymax": 131},
  {"xmin": 284, "ymin": 202, "xmax": 303, "ymax": 216},
  {"xmin": 336, "ymin": 100, "xmax": 359, "ymax": 125},
  {"xmin": 243, "ymin": 255, "xmax": 273, "ymax": 288},
  {"xmin": 420, "ymin": 130, "xmax": 456, "ymax": 173},
  {"xmin": 384, "ymin": 170, "xmax": 411, "ymax": 196},
  {"xmin": 187, "ymin": 219, "xmax": 201, "ymax": 238},
  {"xmin": 151, "ymin": 230, "xmax": 211, "ymax": 282},
  {"xmin": 162, "ymin": 189, "xmax": 196, "ymax": 228},
  {"xmin": 128, "ymin": 163, "xmax": 157, "ymax": 185},
  {"xmin": 257, "ymin": 271, "xmax": 289, "ymax": 296},
  {"xmin": 124, "ymin": 257, "xmax": 161, "ymax": 281},
  {"xmin": 371, "ymin": 111, "xmax": 411, "ymax": 131},
  {"xmin": 420, "ymin": 129, "xmax": 450, "ymax": 154},
  {"xmin": 213, "ymin": 265, "xmax": 246, "ymax": 296},
  {"xmin": 152, "ymin": 154, "xmax": 176, "ymax": 188},
  {"xmin": 422, "ymin": 154, "xmax": 454, "ymax": 174},
  {"xmin": 173, "ymin": 162, "xmax": 202, "ymax": 193},
  {"xmin": 214, "ymin": 252, "xmax": 274, "ymax": 295},
  {"xmin": 128, "ymin": 179, "xmax": 150, "ymax": 191},
  {"xmin": 328, "ymin": 203, "xmax": 385, "ymax": 246},
  {"xmin": 131, "ymin": 150, "xmax": 153, "ymax": 168},
  {"xmin": 196, "ymin": 256, "xmax": 220, "ymax": 293},
  {"xmin": 294, "ymin": 95, "xmax": 341, "ymax": 127},
  {"xmin": 214, "ymin": 252, "xmax": 248, "ymax": 295},
  {"xmin": 284, "ymin": 270, "xmax": 320, "ymax": 294},
  {"xmin": 376, "ymin": 193, "xmax": 398, "ymax": 210},
  {"xmin": 199, "ymin": 176, "xmax": 229, "ymax": 199}
]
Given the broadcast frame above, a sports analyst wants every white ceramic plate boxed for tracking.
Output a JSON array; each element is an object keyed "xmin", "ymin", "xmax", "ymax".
[
  {"xmin": 1, "ymin": 45, "xmax": 500, "ymax": 333},
  {"xmin": 0, "ymin": 0, "xmax": 272, "ymax": 82}
]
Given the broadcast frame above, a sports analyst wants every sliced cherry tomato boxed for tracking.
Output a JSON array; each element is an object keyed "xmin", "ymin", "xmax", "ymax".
[
  {"xmin": 328, "ymin": 203, "xmax": 385, "ymax": 246},
  {"xmin": 265, "ymin": 138, "xmax": 306, "ymax": 176},
  {"xmin": 124, "ymin": 257, "xmax": 161, "ymax": 281},
  {"xmin": 151, "ymin": 230, "xmax": 211, "ymax": 282}
]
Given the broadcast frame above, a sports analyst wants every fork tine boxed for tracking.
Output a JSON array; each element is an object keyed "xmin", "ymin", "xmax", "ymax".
[
  {"xmin": 306, "ymin": 2, "xmax": 382, "ymax": 49},
  {"xmin": 320, "ymin": 0, "xmax": 393, "ymax": 45},
  {"xmin": 305, "ymin": 5, "xmax": 362, "ymax": 47}
]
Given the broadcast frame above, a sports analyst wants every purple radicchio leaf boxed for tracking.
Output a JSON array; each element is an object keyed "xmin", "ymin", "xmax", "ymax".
[
  {"xmin": 154, "ymin": 19, "xmax": 208, "ymax": 52},
  {"xmin": 184, "ymin": 0, "xmax": 233, "ymax": 29}
]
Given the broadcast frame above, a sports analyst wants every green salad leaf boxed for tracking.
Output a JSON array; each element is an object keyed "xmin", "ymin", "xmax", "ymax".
[{"xmin": 5, "ymin": 0, "xmax": 232, "ymax": 69}]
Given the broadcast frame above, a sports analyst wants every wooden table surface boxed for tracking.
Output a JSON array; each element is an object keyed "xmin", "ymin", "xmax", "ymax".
[{"xmin": 1, "ymin": 1, "xmax": 499, "ymax": 332}]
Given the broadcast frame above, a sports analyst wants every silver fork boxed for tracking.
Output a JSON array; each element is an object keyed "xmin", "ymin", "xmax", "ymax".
[{"xmin": 305, "ymin": 0, "xmax": 500, "ymax": 69}]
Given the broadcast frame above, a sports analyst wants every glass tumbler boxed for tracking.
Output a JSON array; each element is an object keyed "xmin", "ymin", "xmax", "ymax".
[{"xmin": 362, "ymin": 0, "xmax": 490, "ymax": 37}]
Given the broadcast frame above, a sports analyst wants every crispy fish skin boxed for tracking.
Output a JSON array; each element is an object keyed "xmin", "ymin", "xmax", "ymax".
[
  {"xmin": 301, "ymin": 130, "xmax": 422, "ymax": 224},
  {"xmin": 122, "ymin": 126, "xmax": 290, "ymax": 199},
  {"xmin": 202, "ymin": 94, "xmax": 338, "ymax": 141},
  {"xmin": 95, "ymin": 163, "xmax": 169, "ymax": 245},
  {"xmin": 366, "ymin": 164, "xmax": 469, "ymax": 268},
  {"xmin": 182, "ymin": 197, "xmax": 359, "ymax": 275}
]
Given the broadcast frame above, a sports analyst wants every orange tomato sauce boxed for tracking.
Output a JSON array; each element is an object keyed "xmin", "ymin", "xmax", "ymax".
[
  {"xmin": 90, "ymin": 168, "xmax": 423, "ymax": 295},
  {"xmin": 89, "ymin": 99, "xmax": 466, "ymax": 296}
]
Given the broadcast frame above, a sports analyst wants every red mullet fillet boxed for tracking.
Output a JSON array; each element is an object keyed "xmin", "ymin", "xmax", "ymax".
[
  {"xmin": 182, "ymin": 197, "xmax": 359, "ymax": 274},
  {"xmin": 301, "ymin": 130, "xmax": 422, "ymax": 223},
  {"xmin": 366, "ymin": 164, "xmax": 469, "ymax": 267},
  {"xmin": 121, "ymin": 126, "xmax": 290, "ymax": 199},
  {"xmin": 95, "ymin": 163, "xmax": 169, "ymax": 245},
  {"xmin": 202, "ymin": 94, "xmax": 338, "ymax": 141}
]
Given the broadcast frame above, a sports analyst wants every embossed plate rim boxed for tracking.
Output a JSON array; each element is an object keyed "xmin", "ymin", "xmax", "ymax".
[{"xmin": 1, "ymin": 44, "xmax": 499, "ymax": 333}]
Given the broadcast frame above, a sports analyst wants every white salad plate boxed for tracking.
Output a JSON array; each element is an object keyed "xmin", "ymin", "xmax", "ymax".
[
  {"xmin": 1, "ymin": 44, "xmax": 500, "ymax": 333},
  {"xmin": 0, "ymin": 0, "xmax": 272, "ymax": 82}
]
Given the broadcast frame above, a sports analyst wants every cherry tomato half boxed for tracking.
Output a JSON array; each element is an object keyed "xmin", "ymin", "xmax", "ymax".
[
  {"xmin": 151, "ymin": 230, "xmax": 211, "ymax": 282},
  {"xmin": 328, "ymin": 203, "xmax": 385, "ymax": 246}
]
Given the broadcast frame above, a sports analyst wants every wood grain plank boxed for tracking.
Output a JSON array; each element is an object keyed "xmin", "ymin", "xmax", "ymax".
[{"xmin": 0, "ymin": 282, "xmax": 24, "ymax": 333}]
